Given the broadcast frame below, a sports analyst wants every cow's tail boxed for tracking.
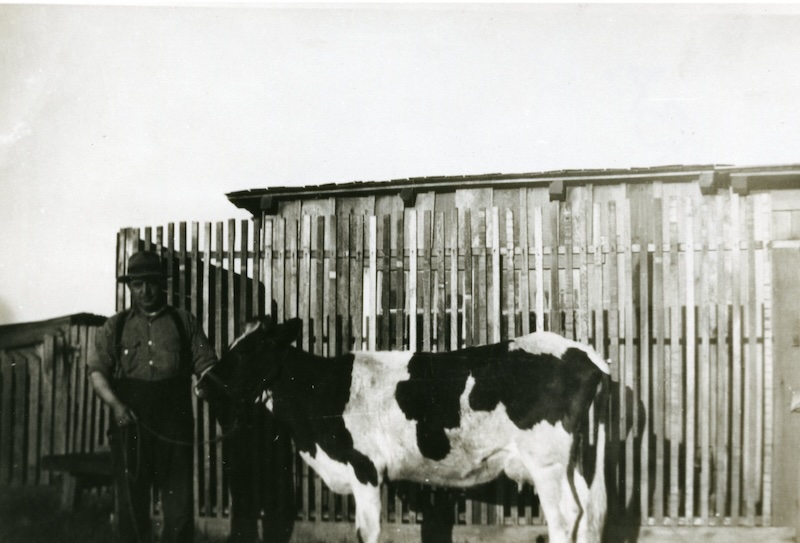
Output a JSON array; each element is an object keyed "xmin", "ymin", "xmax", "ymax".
[{"xmin": 586, "ymin": 373, "xmax": 609, "ymax": 542}]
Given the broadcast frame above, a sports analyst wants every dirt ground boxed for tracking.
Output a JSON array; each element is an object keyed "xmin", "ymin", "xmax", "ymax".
[{"xmin": 0, "ymin": 486, "xmax": 226, "ymax": 543}]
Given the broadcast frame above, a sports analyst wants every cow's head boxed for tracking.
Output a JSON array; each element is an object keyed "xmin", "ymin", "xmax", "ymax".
[{"xmin": 195, "ymin": 316, "xmax": 302, "ymax": 430}]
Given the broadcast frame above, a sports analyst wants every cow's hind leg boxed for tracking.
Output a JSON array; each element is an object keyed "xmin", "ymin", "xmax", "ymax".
[{"xmin": 351, "ymin": 482, "xmax": 382, "ymax": 543}]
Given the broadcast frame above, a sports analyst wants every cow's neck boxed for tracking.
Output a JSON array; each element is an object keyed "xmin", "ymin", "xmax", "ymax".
[{"xmin": 266, "ymin": 346, "xmax": 356, "ymax": 456}]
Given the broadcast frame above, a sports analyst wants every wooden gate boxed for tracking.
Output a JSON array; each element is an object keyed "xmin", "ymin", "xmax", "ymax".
[{"xmin": 115, "ymin": 181, "xmax": 780, "ymax": 538}]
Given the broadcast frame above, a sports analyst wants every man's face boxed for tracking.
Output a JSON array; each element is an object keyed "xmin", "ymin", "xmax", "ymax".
[{"xmin": 128, "ymin": 277, "xmax": 165, "ymax": 313}]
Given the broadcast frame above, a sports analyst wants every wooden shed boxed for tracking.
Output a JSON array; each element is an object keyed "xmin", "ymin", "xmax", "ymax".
[{"xmin": 0, "ymin": 313, "xmax": 108, "ymax": 489}]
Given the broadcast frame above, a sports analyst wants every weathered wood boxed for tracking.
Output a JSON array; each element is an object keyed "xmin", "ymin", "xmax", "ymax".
[
  {"xmin": 684, "ymin": 199, "xmax": 696, "ymax": 521},
  {"xmin": 730, "ymin": 195, "xmax": 743, "ymax": 523}
]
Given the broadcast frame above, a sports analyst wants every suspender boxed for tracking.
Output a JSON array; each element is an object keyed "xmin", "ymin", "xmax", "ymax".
[{"xmin": 113, "ymin": 307, "xmax": 191, "ymax": 379}]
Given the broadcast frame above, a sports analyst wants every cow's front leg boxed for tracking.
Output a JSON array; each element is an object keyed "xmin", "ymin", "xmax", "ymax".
[{"xmin": 351, "ymin": 482, "xmax": 382, "ymax": 543}]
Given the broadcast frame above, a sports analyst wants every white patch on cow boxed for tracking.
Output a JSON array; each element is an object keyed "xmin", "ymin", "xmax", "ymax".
[
  {"xmin": 257, "ymin": 389, "xmax": 274, "ymax": 411},
  {"xmin": 510, "ymin": 332, "xmax": 610, "ymax": 374},
  {"xmin": 229, "ymin": 320, "xmax": 262, "ymax": 351},
  {"xmin": 299, "ymin": 444, "xmax": 365, "ymax": 495}
]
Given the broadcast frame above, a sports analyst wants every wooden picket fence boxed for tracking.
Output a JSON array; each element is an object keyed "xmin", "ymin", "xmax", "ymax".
[{"xmin": 110, "ymin": 183, "xmax": 774, "ymax": 532}]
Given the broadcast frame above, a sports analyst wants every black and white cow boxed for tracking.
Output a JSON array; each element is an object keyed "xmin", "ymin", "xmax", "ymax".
[{"xmin": 197, "ymin": 317, "xmax": 609, "ymax": 543}]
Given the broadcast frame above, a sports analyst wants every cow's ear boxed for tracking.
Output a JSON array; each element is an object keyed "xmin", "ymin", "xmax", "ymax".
[
  {"xmin": 259, "ymin": 315, "xmax": 275, "ymax": 332},
  {"xmin": 276, "ymin": 318, "xmax": 303, "ymax": 347},
  {"xmin": 241, "ymin": 319, "xmax": 262, "ymax": 337}
]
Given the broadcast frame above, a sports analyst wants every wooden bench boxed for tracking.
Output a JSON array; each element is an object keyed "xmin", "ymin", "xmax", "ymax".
[{"xmin": 40, "ymin": 451, "xmax": 114, "ymax": 512}]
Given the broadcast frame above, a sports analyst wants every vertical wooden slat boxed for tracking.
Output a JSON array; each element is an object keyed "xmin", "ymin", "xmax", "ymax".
[
  {"xmin": 264, "ymin": 219, "xmax": 274, "ymax": 319},
  {"xmin": 39, "ymin": 335, "xmax": 55, "ymax": 484},
  {"xmin": 381, "ymin": 215, "xmax": 392, "ymax": 351},
  {"xmin": 667, "ymin": 197, "xmax": 682, "ymax": 520},
  {"xmin": 350, "ymin": 214, "xmax": 364, "ymax": 352},
  {"xmin": 533, "ymin": 207, "xmax": 545, "ymax": 331},
  {"xmin": 299, "ymin": 216, "xmax": 311, "ymax": 523},
  {"xmin": 652, "ymin": 193, "xmax": 665, "ymax": 523},
  {"xmin": 287, "ymin": 217, "xmax": 299, "ymax": 321},
  {"xmin": 325, "ymin": 215, "xmax": 337, "ymax": 358},
  {"xmin": 449, "ymin": 211, "xmax": 459, "ymax": 351},
  {"xmin": 730, "ymin": 193, "xmax": 743, "ymax": 524},
  {"xmin": 179, "ymin": 221, "xmax": 188, "ymax": 310},
  {"xmin": 275, "ymin": 218, "xmax": 287, "ymax": 323},
  {"xmin": 563, "ymin": 202, "xmax": 575, "ymax": 339},
  {"xmin": 505, "ymin": 209, "xmax": 516, "ymax": 340},
  {"xmin": 490, "ymin": 207, "xmax": 501, "ymax": 344},
  {"xmin": 337, "ymin": 215, "xmax": 350, "ymax": 354},
  {"xmin": 313, "ymin": 216, "xmax": 325, "ymax": 356},
  {"xmin": 434, "ymin": 211, "xmax": 445, "ymax": 353},
  {"xmin": 252, "ymin": 218, "xmax": 263, "ymax": 318},
  {"xmin": 369, "ymin": 216, "xmax": 378, "ymax": 351},
  {"xmin": 684, "ymin": 198, "xmax": 696, "ymax": 521},
  {"xmin": 26, "ymin": 349, "xmax": 42, "ymax": 484},
  {"xmin": 573, "ymin": 189, "xmax": 589, "ymax": 345},
  {"xmin": 394, "ymin": 212, "xmax": 406, "ymax": 351},
  {"xmin": 407, "ymin": 210, "xmax": 418, "ymax": 352},
  {"xmin": 746, "ymin": 195, "xmax": 761, "ymax": 526},
  {"xmin": 421, "ymin": 211, "xmax": 432, "ymax": 353},
  {"xmin": 87, "ymin": 325, "xmax": 102, "ymax": 452},
  {"xmin": 12, "ymin": 355, "xmax": 27, "ymax": 485},
  {"xmin": 759, "ymin": 193, "xmax": 773, "ymax": 526},
  {"xmin": 519, "ymin": 194, "xmax": 531, "ymax": 336},
  {"xmin": 475, "ymin": 210, "xmax": 487, "ymax": 346},
  {"xmin": 698, "ymin": 202, "xmax": 712, "ymax": 524},
  {"xmin": 210, "ymin": 221, "xmax": 223, "ymax": 516},
  {"xmin": 167, "ymin": 223, "xmax": 176, "ymax": 304},
  {"xmin": 116, "ymin": 230, "xmax": 127, "ymax": 311},
  {"xmin": 619, "ymin": 198, "xmax": 636, "ymax": 514},
  {"xmin": 240, "ymin": 219, "xmax": 250, "ymax": 327},
  {"xmin": 0, "ymin": 352, "xmax": 13, "ymax": 485},
  {"xmin": 300, "ymin": 215, "xmax": 312, "ymax": 350},
  {"xmin": 715, "ymin": 194, "xmax": 731, "ymax": 522},
  {"xmin": 550, "ymin": 204, "xmax": 561, "ymax": 334},
  {"xmin": 605, "ymin": 200, "xmax": 621, "ymax": 513},
  {"xmin": 80, "ymin": 325, "xmax": 91, "ymax": 454},
  {"xmin": 462, "ymin": 209, "xmax": 473, "ymax": 348},
  {"xmin": 637, "ymin": 193, "xmax": 652, "ymax": 523},
  {"xmin": 69, "ymin": 324, "xmax": 82, "ymax": 455},
  {"xmin": 52, "ymin": 334, "xmax": 68, "ymax": 461},
  {"xmin": 228, "ymin": 220, "xmax": 237, "ymax": 346}
]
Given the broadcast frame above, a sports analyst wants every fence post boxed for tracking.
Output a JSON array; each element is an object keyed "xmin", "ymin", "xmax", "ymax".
[{"xmin": 770, "ymin": 247, "xmax": 800, "ymax": 535}]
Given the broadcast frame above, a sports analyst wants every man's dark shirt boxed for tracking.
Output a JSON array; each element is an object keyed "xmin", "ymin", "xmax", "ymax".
[{"xmin": 88, "ymin": 306, "xmax": 217, "ymax": 381}]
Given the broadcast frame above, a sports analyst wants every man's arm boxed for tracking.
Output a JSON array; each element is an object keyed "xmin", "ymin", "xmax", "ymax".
[{"xmin": 89, "ymin": 371, "xmax": 137, "ymax": 426}]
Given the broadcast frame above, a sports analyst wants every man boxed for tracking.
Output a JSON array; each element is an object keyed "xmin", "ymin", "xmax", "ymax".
[{"xmin": 87, "ymin": 250, "xmax": 218, "ymax": 543}]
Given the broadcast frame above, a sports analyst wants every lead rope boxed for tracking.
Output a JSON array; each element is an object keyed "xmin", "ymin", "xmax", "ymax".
[
  {"xmin": 119, "ymin": 426, "xmax": 144, "ymax": 543},
  {"xmin": 135, "ymin": 418, "xmax": 240, "ymax": 446}
]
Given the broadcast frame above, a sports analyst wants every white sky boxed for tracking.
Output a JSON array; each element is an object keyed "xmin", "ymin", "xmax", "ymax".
[{"xmin": 1, "ymin": 3, "xmax": 800, "ymax": 325}]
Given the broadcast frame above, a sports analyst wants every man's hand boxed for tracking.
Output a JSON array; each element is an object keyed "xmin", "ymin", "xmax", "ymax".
[
  {"xmin": 112, "ymin": 401, "xmax": 137, "ymax": 426},
  {"xmin": 89, "ymin": 371, "xmax": 137, "ymax": 426}
]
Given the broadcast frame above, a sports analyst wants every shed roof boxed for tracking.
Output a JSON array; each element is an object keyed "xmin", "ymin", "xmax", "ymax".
[
  {"xmin": 0, "ymin": 313, "xmax": 107, "ymax": 350},
  {"xmin": 226, "ymin": 163, "xmax": 800, "ymax": 216}
]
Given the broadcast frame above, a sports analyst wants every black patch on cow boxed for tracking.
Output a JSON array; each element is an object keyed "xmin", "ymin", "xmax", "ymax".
[
  {"xmin": 395, "ymin": 342, "xmax": 604, "ymax": 461},
  {"xmin": 271, "ymin": 350, "xmax": 379, "ymax": 487}
]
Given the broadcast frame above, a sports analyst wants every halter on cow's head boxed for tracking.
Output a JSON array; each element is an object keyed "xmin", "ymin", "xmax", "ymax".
[{"xmin": 195, "ymin": 316, "xmax": 302, "ymax": 429}]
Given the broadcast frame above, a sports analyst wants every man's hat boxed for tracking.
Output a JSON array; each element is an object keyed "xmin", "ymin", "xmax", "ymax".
[{"xmin": 118, "ymin": 251, "xmax": 165, "ymax": 283}]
